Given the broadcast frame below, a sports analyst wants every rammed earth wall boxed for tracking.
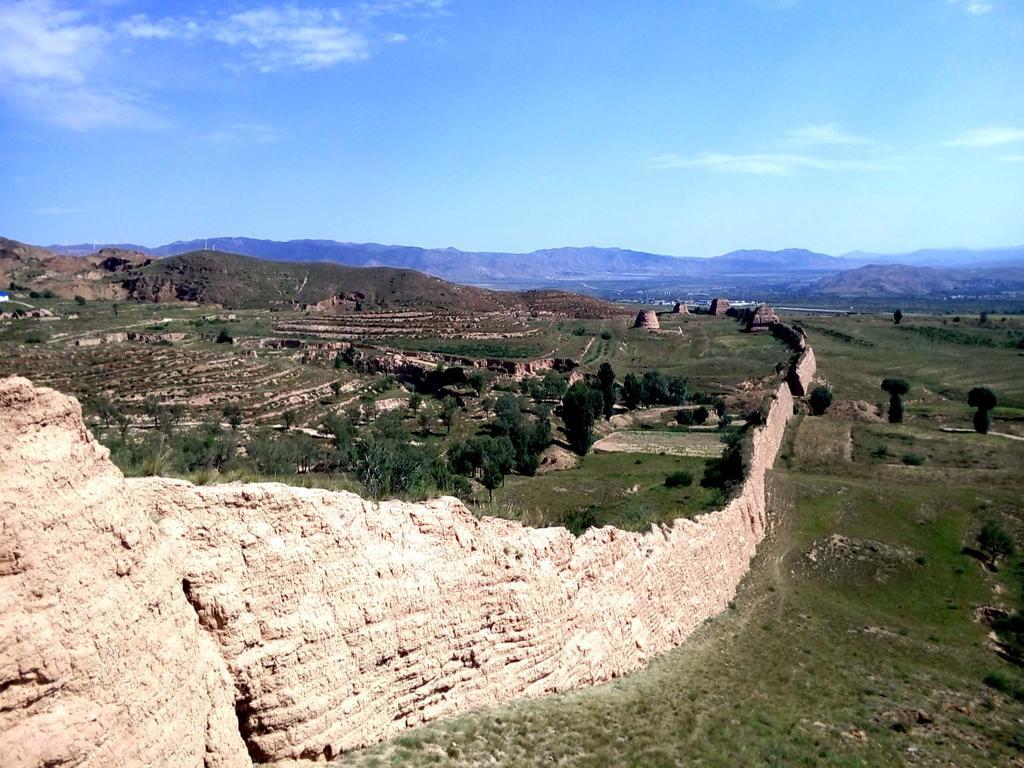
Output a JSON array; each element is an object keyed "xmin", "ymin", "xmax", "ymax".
[{"xmin": 0, "ymin": 328, "xmax": 814, "ymax": 766}]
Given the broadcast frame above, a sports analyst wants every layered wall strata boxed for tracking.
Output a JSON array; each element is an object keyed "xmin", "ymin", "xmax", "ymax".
[{"xmin": 0, "ymin": 333, "xmax": 814, "ymax": 766}]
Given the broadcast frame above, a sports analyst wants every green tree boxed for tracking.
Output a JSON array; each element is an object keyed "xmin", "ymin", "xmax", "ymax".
[
  {"xmin": 967, "ymin": 386, "xmax": 997, "ymax": 434},
  {"xmin": 74, "ymin": 295, "xmax": 87, "ymax": 306},
  {"xmin": 143, "ymin": 395, "xmax": 164, "ymax": 428},
  {"xmin": 881, "ymin": 378, "xmax": 909, "ymax": 424},
  {"xmin": 978, "ymin": 521, "xmax": 1014, "ymax": 568},
  {"xmin": 808, "ymin": 385, "xmax": 834, "ymax": 416},
  {"xmin": 114, "ymin": 410, "xmax": 131, "ymax": 441},
  {"xmin": 597, "ymin": 362, "xmax": 616, "ymax": 419},
  {"xmin": 621, "ymin": 373, "xmax": 643, "ymax": 410},
  {"xmin": 893, "ymin": 308, "xmax": 903, "ymax": 325},
  {"xmin": 222, "ymin": 403, "xmax": 243, "ymax": 431},
  {"xmin": 467, "ymin": 370, "xmax": 487, "ymax": 396},
  {"xmin": 282, "ymin": 409, "xmax": 297, "ymax": 430},
  {"xmin": 408, "ymin": 392, "xmax": 423, "ymax": 413},
  {"xmin": 562, "ymin": 382, "xmax": 604, "ymax": 455},
  {"xmin": 440, "ymin": 396, "xmax": 459, "ymax": 435},
  {"xmin": 329, "ymin": 380, "xmax": 343, "ymax": 399},
  {"xmin": 215, "ymin": 328, "xmax": 233, "ymax": 344}
]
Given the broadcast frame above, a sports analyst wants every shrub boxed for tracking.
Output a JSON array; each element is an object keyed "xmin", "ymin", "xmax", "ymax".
[
  {"xmin": 893, "ymin": 308, "xmax": 903, "ymax": 325},
  {"xmin": 74, "ymin": 295, "xmax": 87, "ymax": 306},
  {"xmin": 808, "ymin": 385, "xmax": 833, "ymax": 416},
  {"xmin": 664, "ymin": 470, "xmax": 694, "ymax": 488},
  {"xmin": 968, "ymin": 386, "xmax": 998, "ymax": 434},
  {"xmin": 215, "ymin": 328, "xmax": 233, "ymax": 344},
  {"xmin": 881, "ymin": 378, "xmax": 909, "ymax": 423},
  {"xmin": 676, "ymin": 406, "xmax": 709, "ymax": 426},
  {"xmin": 901, "ymin": 452, "xmax": 924, "ymax": 466},
  {"xmin": 978, "ymin": 521, "xmax": 1015, "ymax": 567},
  {"xmin": 600, "ymin": 330, "xmax": 612, "ymax": 340}
]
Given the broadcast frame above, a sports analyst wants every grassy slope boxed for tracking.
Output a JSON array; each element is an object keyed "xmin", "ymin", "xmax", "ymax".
[{"xmin": 333, "ymin": 313, "xmax": 1024, "ymax": 768}]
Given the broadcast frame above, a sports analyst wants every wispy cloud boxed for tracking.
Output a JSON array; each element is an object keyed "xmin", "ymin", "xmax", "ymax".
[
  {"xmin": 944, "ymin": 125, "xmax": 1024, "ymax": 147},
  {"xmin": 203, "ymin": 122, "xmax": 284, "ymax": 143},
  {"xmin": 784, "ymin": 123, "xmax": 872, "ymax": 146},
  {"xmin": 34, "ymin": 204, "xmax": 85, "ymax": 215},
  {"xmin": 0, "ymin": 2, "xmax": 451, "ymax": 130},
  {"xmin": 650, "ymin": 151, "xmax": 897, "ymax": 176},
  {"xmin": 0, "ymin": 0, "xmax": 163, "ymax": 129},
  {"xmin": 1000, "ymin": 154, "xmax": 1024, "ymax": 163},
  {"xmin": 211, "ymin": 7, "xmax": 369, "ymax": 72},
  {"xmin": 653, "ymin": 122, "xmax": 894, "ymax": 175},
  {"xmin": 948, "ymin": 0, "xmax": 993, "ymax": 16}
]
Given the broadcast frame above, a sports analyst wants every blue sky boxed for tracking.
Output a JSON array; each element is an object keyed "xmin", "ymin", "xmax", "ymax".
[{"xmin": 0, "ymin": 0, "xmax": 1022, "ymax": 257}]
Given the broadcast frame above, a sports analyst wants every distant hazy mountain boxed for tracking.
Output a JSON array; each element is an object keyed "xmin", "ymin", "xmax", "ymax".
[
  {"xmin": 842, "ymin": 246, "xmax": 1024, "ymax": 269},
  {"xmin": 813, "ymin": 264, "xmax": 1024, "ymax": 297},
  {"xmin": 46, "ymin": 238, "xmax": 847, "ymax": 285}
]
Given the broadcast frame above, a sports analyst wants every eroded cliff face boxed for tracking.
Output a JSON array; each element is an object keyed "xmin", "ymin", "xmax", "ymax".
[{"xmin": 0, "ymin": 341, "xmax": 814, "ymax": 765}]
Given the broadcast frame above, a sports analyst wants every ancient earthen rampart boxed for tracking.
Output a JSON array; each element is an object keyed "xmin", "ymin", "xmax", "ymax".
[{"xmin": 0, "ymin": 330, "xmax": 815, "ymax": 766}]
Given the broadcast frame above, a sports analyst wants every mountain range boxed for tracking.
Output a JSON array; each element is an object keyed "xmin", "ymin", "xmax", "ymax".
[{"xmin": 44, "ymin": 237, "xmax": 1023, "ymax": 288}]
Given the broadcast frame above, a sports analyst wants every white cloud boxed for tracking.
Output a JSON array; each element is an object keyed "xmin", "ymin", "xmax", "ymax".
[
  {"xmin": 649, "ymin": 151, "xmax": 898, "ymax": 175},
  {"xmin": 203, "ymin": 122, "xmax": 283, "ymax": 143},
  {"xmin": 385, "ymin": 31, "xmax": 409, "ymax": 43},
  {"xmin": 118, "ymin": 14, "xmax": 177, "ymax": 40},
  {"xmin": 34, "ymin": 204, "xmax": 84, "ymax": 215},
  {"xmin": 1000, "ymin": 154, "xmax": 1024, "ymax": 163},
  {"xmin": 0, "ymin": 1, "xmax": 163, "ymax": 130},
  {"xmin": 944, "ymin": 125, "xmax": 1024, "ymax": 147},
  {"xmin": 212, "ymin": 7, "xmax": 369, "ymax": 71},
  {"xmin": 0, "ymin": 0, "xmax": 105, "ymax": 83},
  {"xmin": 784, "ymin": 123, "xmax": 872, "ymax": 146},
  {"xmin": 948, "ymin": 0, "xmax": 993, "ymax": 16}
]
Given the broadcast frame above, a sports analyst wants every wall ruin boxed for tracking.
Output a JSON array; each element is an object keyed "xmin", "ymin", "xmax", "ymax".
[{"xmin": 0, "ymin": 334, "xmax": 815, "ymax": 766}]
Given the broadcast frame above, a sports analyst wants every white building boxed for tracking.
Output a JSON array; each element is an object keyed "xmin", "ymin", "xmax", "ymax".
[{"xmin": 0, "ymin": 291, "xmax": 9, "ymax": 303}]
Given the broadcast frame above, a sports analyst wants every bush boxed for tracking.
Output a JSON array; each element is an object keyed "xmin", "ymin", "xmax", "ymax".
[
  {"xmin": 215, "ymin": 328, "xmax": 233, "ymax": 344},
  {"xmin": 978, "ymin": 521, "xmax": 1015, "ymax": 567},
  {"xmin": 901, "ymin": 452, "xmax": 924, "ymax": 466},
  {"xmin": 808, "ymin": 385, "xmax": 833, "ymax": 416},
  {"xmin": 676, "ymin": 406, "xmax": 709, "ymax": 426},
  {"xmin": 600, "ymin": 330, "xmax": 612, "ymax": 340},
  {"xmin": 664, "ymin": 470, "xmax": 694, "ymax": 488},
  {"xmin": 74, "ymin": 295, "xmax": 87, "ymax": 306}
]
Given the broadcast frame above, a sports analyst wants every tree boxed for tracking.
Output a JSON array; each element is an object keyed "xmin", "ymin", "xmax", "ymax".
[
  {"xmin": 893, "ymin": 308, "xmax": 903, "ymax": 325},
  {"xmin": 440, "ymin": 396, "xmax": 459, "ymax": 435},
  {"xmin": 329, "ymin": 380, "xmax": 343, "ymax": 399},
  {"xmin": 282, "ymin": 409, "xmax": 297, "ymax": 430},
  {"xmin": 641, "ymin": 371, "xmax": 670, "ymax": 406},
  {"xmin": 408, "ymin": 392, "xmax": 423, "ymax": 413},
  {"xmin": 114, "ymin": 410, "xmax": 131, "ymax": 441},
  {"xmin": 215, "ymin": 328, "xmax": 233, "ymax": 344},
  {"xmin": 112, "ymin": 303, "xmax": 119, "ymax": 317},
  {"xmin": 621, "ymin": 373, "xmax": 643, "ymax": 410},
  {"xmin": 880, "ymin": 378, "xmax": 909, "ymax": 424},
  {"xmin": 980, "ymin": 310, "xmax": 990, "ymax": 325},
  {"xmin": 417, "ymin": 408, "xmax": 433, "ymax": 435},
  {"xmin": 808, "ymin": 385, "xmax": 834, "ymax": 416},
  {"xmin": 467, "ymin": 370, "xmax": 487, "ymax": 396},
  {"xmin": 170, "ymin": 403, "xmax": 185, "ymax": 425},
  {"xmin": 74, "ymin": 295, "xmax": 87, "ymax": 306},
  {"xmin": 597, "ymin": 362, "xmax": 616, "ymax": 419},
  {"xmin": 143, "ymin": 395, "xmax": 164, "ymax": 428},
  {"xmin": 222, "ymin": 403, "xmax": 243, "ymax": 431},
  {"xmin": 967, "ymin": 386, "xmax": 997, "ymax": 434},
  {"xmin": 978, "ymin": 521, "xmax": 1014, "ymax": 568},
  {"xmin": 562, "ymin": 382, "xmax": 604, "ymax": 455},
  {"xmin": 334, "ymin": 353, "xmax": 345, "ymax": 369}
]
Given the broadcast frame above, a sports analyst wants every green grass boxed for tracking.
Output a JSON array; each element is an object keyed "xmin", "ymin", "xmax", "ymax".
[{"xmin": 478, "ymin": 452, "xmax": 721, "ymax": 531}]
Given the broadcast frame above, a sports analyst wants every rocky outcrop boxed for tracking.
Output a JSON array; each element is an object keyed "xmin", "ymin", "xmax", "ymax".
[
  {"xmin": 0, "ymin": 325, "xmax": 814, "ymax": 764},
  {"xmin": 632, "ymin": 310, "xmax": 660, "ymax": 330}
]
